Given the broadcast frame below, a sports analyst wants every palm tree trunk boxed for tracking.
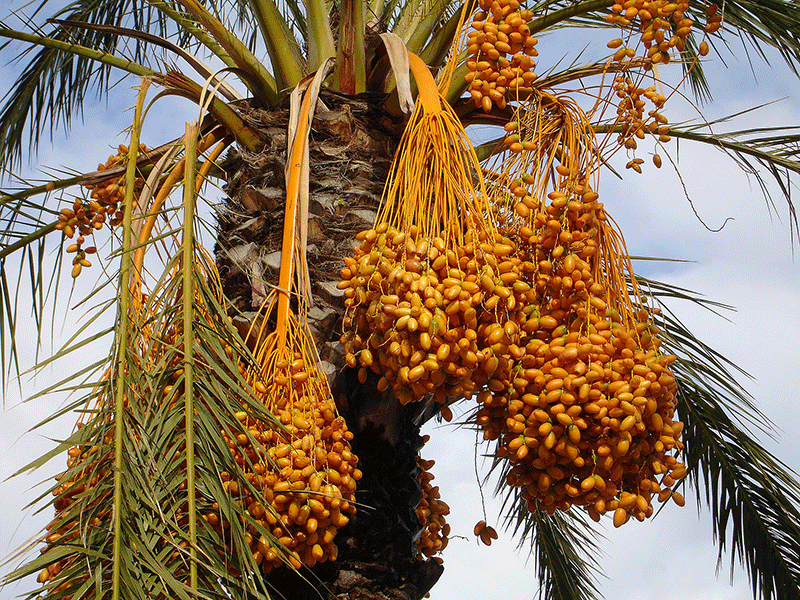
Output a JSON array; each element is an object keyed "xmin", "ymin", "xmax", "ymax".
[{"xmin": 216, "ymin": 90, "xmax": 444, "ymax": 600}]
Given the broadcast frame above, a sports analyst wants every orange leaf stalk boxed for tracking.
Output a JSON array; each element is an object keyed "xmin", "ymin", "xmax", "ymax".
[
  {"xmin": 435, "ymin": 0, "xmax": 473, "ymax": 95},
  {"xmin": 408, "ymin": 52, "xmax": 441, "ymax": 116},
  {"xmin": 131, "ymin": 130, "xmax": 223, "ymax": 299},
  {"xmin": 276, "ymin": 85, "xmax": 315, "ymax": 349}
]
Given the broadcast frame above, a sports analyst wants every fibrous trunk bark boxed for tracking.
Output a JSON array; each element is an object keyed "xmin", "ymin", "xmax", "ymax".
[{"xmin": 216, "ymin": 90, "xmax": 444, "ymax": 600}]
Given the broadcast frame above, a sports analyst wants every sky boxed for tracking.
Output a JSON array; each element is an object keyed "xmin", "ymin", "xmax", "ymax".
[{"xmin": 1, "ymin": 4, "xmax": 799, "ymax": 600}]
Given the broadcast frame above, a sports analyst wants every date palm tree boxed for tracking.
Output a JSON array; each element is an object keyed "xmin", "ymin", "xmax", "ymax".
[{"xmin": 1, "ymin": 1, "xmax": 800, "ymax": 600}]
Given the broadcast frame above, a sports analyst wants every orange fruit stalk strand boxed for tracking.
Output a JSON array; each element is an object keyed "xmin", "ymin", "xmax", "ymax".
[
  {"xmin": 471, "ymin": 89, "xmax": 686, "ymax": 525},
  {"xmin": 238, "ymin": 292, "xmax": 361, "ymax": 571},
  {"xmin": 339, "ymin": 53, "xmax": 504, "ymax": 404}
]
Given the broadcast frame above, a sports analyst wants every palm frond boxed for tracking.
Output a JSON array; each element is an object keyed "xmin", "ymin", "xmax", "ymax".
[
  {"xmin": 0, "ymin": 170, "xmax": 69, "ymax": 391},
  {"xmin": 394, "ymin": 0, "xmax": 461, "ymax": 55},
  {"xmin": 503, "ymin": 502, "xmax": 604, "ymax": 600},
  {"xmin": 598, "ymin": 107, "xmax": 800, "ymax": 240},
  {"xmin": 247, "ymin": 0, "xmax": 306, "ymax": 92},
  {"xmin": 0, "ymin": 130, "xmax": 200, "ymax": 391},
  {"xmin": 0, "ymin": 0, "xmax": 171, "ymax": 170},
  {"xmin": 659, "ymin": 120, "xmax": 800, "ymax": 239},
  {"xmin": 303, "ymin": 0, "xmax": 336, "ymax": 73},
  {"xmin": 0, "ymin": 0, "xmax": 276, "ymax": 170},
  {"xmin": 0, "ymin": 129, "xmax": 216, "ymax": 388},
  {"xmin": 109, "ymin": 80, "xmax": 149, "ymax": 599},
  {"xmin": 48, "ymin": 19, "xmax": 243, "ymax": 101},
  {"xmin": 146, "ymin": 0, "xmax": 239, "ymax": 70},
  {"xmin": 419, "ymin": 0, "xmax": 478, "ymax": 69},
  {"xmin": 3, "ymin": 161, "xmax": 292, "ymax": 600},
  {"xmin": 152, "ymin": 71, "xmax": 261, "ymax": 151},
  {"xmin": 715, "ymin": 1, "xmax": 800, "ymax": 77},
  {"xmin": 643, "ymin": 276, "xmax": 800, "ymax": 600},
  {"xmin": 174, "ymin": 0, "xmax": 277, "ymax": 105},
  {"xmin": 477, "ymin": 435, "xmax": 603, "ymax": 600}
]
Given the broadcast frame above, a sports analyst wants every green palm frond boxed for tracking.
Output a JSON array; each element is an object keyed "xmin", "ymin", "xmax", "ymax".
[
  {"xmin": 642, "ymin": 276, "xmax": 800, "ymax": 600},
  {"xmin": 0, "ymin": 0, "xmax": 290, "ymax": 170},
  {"xmin": 0, "ymin": 0, "xmax": 172, "ymax": 169},
  {"xmin": 529, "ymin": 511, "xmax": 603, "ymax": 600},
  {"xmin": 273, "ymin": 0, "xmax": 308, "ymax": 41},
  {"xmin": 419, "ymin": 0, "xmax": 478, "ymax": 68},
  {"xmin": 480, "ymin": 438, "xmax": 603, "ymax": 600},
  {"xmin": 679, "ymin": 382, "xmax": 800, "ymax": 600},
  {"xmin": 716, "ymin": 1, "xmax": 800, "ymax": 75},
  {"xmin": 656, "ymin": 119, "xmax": 800, "ymax": 238},
  {"xmin": 524, "ymin": 0, "xmax": 800, "ymax": 101},
  {"xmin": 504, "ymin": 502, "xmax": 603, "ymax": 600},
  {"xmin": 0, "ymin": 171, "xmax": 70, "ymax": 390},
  {"xmin": 152, "ymin": 71, "xmax": 261, "ymax": 150},
  {"xmin": 526, "ymin": 0, "xmax": 615, "ymax": 33},
  {"xmin": 303, "ymin": 0, "xmax": 335, "ymax": 73},
  {"xmin": 4, "ymin": 278, "xmax": 283, "ymax": 600},
  {"xmin": 146, "ymin": 0, "xmax": 238, "ymax": 69},
  {"xmin": 247, "ymin": 0, "xmax": 306, "ymax": 92},
  {"xmin": 3, "ymin": 165, "xmax": 291, "ymax": 600},
  {"xmin": 394, "ymin": 0, "xmax": 462, "ymax": 54},
  {"xmin": 48, "ymin": 19, "xmax": 243, "ymax": 101},
  {"xmin": 0, "ymin": 134, "xmax": 192, "ymax": 389}
]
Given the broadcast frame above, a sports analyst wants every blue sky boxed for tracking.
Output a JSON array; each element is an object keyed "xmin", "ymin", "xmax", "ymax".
[{"xmin": 1, "ymin": 4, "xmax": 799, "ymax": 600}]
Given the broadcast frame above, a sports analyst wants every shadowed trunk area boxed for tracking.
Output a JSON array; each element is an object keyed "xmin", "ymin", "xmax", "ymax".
[{"xmin": 215, "ymin": 90, "xmax": 444, "ymax": 600}]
